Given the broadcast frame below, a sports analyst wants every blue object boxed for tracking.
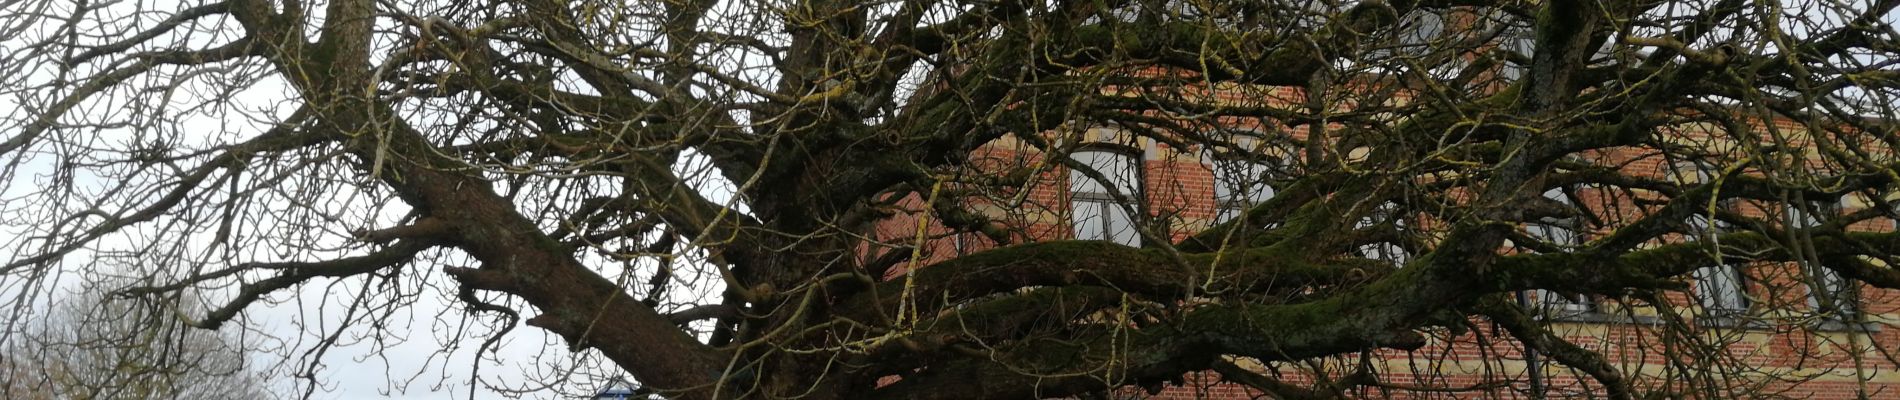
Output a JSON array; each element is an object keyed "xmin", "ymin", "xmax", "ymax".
[{"xmin": 591, "ymin": 378, "xmax": 636, "ymax": 399}]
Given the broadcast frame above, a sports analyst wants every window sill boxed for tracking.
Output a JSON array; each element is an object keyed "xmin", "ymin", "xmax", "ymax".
[
  {"xmin": 1812, "ymin": 319, "xmax": 1883, "ymax": 333},
  {"xmin": 1695, "ymin": 315, "xmax": 1772, "ymax": 330},
  {"xmin": 1693, "ymin": 315, "xmax": 1882, "ymax": 332},
  {"xmin": 1536, "ymin": 311, "xmax": 1883, "ymax": 332},
  {"xmin": 1541, "ymin": 312, "xmax": 1664, "ymax": 325}
]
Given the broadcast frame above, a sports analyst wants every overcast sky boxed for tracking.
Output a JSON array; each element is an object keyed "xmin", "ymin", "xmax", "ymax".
[{"xmin": 0, "ymin": 0, "xmax": 636, "ymax": 397}]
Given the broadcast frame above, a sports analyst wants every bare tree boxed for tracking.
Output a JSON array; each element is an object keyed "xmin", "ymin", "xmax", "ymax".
[
  {"xmin": 2, "ymin": 278, "xmax": 274, "ymax": 399},
  {"xmin": 3, "ymin": 0, "xmax": 1900, "ymax": 399}
]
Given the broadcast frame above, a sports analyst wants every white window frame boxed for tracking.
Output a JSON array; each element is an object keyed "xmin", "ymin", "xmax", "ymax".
[
  {"xmin": 1688, "ymin": 218, "xmax": 1751, "ymax": 317},
  {"xmin": 1354, "ymin": 202, "xmax": 1410, "ymax": 267},
  {"xmin": 1790, "ymin": 201, "xmax": 1859, "ymax": 319},
  {"xmin": 1809, "ymin": 266, "xmax": 1859, "ymax": 319},
  {"xmin": 1687, "ymin": 209, "xmax": 1751, "ymax": 317},
  {"xmin": 1527, "ymin": 187, "xmax": 1596, "ymax": 316},
  {"xmin": 1693, "ymin": 265, "xmax": 1750, "ymax": 317},
  {"xmin": 1496, "ymin": 25, "xmax": 1534, "ymax": 81},
  {"xmin": 1206, "ymin": 151, "xmax": 1280, "ymax": 224},
  {"xmin": 1069, "ymin": 148, "xmax": 1142, "ymax": 247},
  {"xmin": 1677, "ymin": 161, "xmax": 1751, "ymax": 317},
  {"xmin": 1494, "ymin": 14, "xmax": 1616, "ymax": 81}
]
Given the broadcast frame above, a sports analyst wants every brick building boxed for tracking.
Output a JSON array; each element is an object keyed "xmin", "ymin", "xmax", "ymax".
[
  {"xmin": 872, "ymin": 113, "xmax": 1900, "ymax": 398},
  {"xmin": 854, "ymin": 1, "xmax": 1900, "ymax": 396}
]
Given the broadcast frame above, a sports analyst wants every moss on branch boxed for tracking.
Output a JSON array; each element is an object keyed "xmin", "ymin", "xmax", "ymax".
[
  {"xmin": 1490, "ymin": 230, "xmax": 1900, "ymax": 295},
  {"xmin": 839, "ymin": 240, "xmax": 1389, "ymax": 322}
]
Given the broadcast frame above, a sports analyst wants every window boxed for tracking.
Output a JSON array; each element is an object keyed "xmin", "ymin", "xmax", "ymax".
[
  {"xmin": 1689, "ymin": 215, "xmax": 1750, "ymax": 317},
  {"xmin": 1398, "ymin": 11, "xmax": 1446, "ymax": 49},
  {"xmin": 1809, "ymin": 267, "xmax": 1859, "ymax": 318},
  {"xmin": 1355, "ymin": 202, "xmax": 1410, "ymax": 267},
  {"xmin": 1496, "ymin": 24, "xmax": 1534, "ymax": 81},
  {"xmin": 1373, "ymin": 10, "xmax": 1447, "ymax": 63},
  {"xmin": 1677, "ymin": 161, "xmax": 1751, "ymax": 317},
  {"xmin": 1673, "ymin": 159, "xmax": 1734, "ymax": 228},
  {"xmin": 1091, "ymin": 0, "xmax": 1231, "ymax": 26},
  {"xmin": 1693, "ymin": 265, "xmax": 1750, "ymax": 317},
  {"xmin": 1069, "ymin": 148, "xmax": 1141, "ymax": 246},
  {"xmin": 1790, "ymin": 202, "xmax": 1859, "ymax": 319},
  {"xmin": 1491, "ymin": 12, "xmax": 1617, "ymax": 82},
  {"xmin": 1527, "ymin": 188, "xmax": 1595, "ymax": 316},
  {"xmin": 1207, "ymin": 153, "xmax": 1277, "ymax": 224}
]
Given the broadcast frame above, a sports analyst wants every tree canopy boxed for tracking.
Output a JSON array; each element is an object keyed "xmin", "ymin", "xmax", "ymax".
[
  {"xmin": 4, "ymin": 0, "xmax": 1900, "ymax": 398},
  {"xmin": 3, "ymin": 278, "xmax": 274, "ymax": 399}
]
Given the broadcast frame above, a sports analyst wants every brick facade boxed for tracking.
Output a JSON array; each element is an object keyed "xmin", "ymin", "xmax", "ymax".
[{"xmin": 871, "ymin": 120, "xmax": 1900, "ymax": 398}]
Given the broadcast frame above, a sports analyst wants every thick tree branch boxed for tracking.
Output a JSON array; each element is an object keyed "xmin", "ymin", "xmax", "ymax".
[{"xmin": 840, "ymin": 241, "xmax": 1391, "ymax": 321}]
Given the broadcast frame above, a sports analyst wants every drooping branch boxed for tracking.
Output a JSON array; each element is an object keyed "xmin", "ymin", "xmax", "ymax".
[
  {"xmin": 147, "ymin": 239, "xmax": 438, "ymax": 330},
  {"xmin": 1476, "ymin": 298, "xmax": 1632, "ymax": 400}
]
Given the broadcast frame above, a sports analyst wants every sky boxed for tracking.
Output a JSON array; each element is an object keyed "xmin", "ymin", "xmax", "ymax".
[
  {"xmin": 0, "ymin": 0, "xmax": 756, "ymax": 393},
  {"xmin": 0, "ymin": 0, "xmax": 636, "ymax": 398}
]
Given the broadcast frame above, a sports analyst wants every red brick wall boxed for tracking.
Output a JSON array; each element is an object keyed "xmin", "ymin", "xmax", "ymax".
[{"xmin": 869, "ymin": 123, "xmax": 1900, "ymax": 398}]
